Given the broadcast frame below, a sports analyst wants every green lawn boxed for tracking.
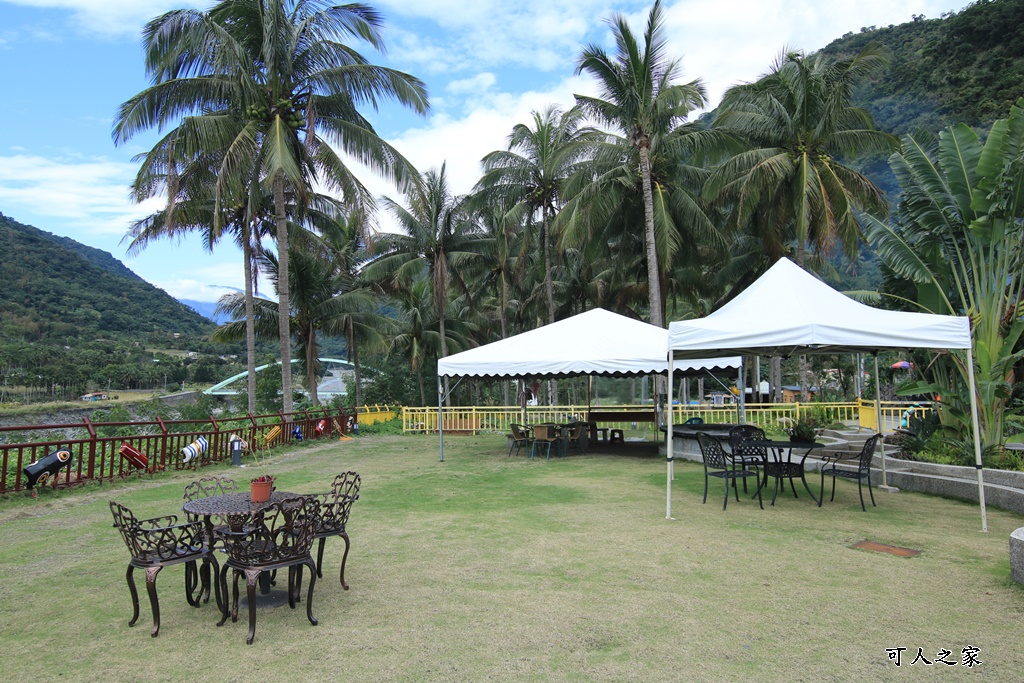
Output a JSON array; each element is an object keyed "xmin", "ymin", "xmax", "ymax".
[{"xmin": 1, "ymin": 434, "xmax": 1022, "ymax": 681}]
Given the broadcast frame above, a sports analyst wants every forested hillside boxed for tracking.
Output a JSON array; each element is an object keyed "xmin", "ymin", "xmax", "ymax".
[
  {"xmin": 0, "ymin": 213, "xmax": 246, "ymax": 400},
  {"xmin": 821, "ymin": 0, "xmax": 1024, "ymax": 135},
  {"xmin": 0, "ymin": 212, "xmax": 214, "ymax": 343}
]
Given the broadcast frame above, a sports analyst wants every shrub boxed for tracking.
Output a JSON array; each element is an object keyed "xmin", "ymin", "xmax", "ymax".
[{"xmin": 355, "ymin": 416, "xmax": 403, "ymax": 436}]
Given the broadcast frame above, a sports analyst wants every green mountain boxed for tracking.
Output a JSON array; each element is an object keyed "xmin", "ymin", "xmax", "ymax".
[
  {"xmin": 820, "ymin": 0, "xmax": 1024, "ymax": 135},
  {"xmin": 0, "ymin": 211, "xmax": 214, "ymax": 343}
]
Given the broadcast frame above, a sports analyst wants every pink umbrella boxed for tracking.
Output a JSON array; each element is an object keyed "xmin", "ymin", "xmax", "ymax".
[{"xmin": 891, "ymin": 361, "xmax": 914, "ymax": 370}]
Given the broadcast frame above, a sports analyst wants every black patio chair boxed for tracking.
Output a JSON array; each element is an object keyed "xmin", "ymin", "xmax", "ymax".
[
  {"xmin": 819, "ymin": 433, "xmax": 882, "ymax": 511},
  {"xmin": 728, "ymin": 425, "xmax": 768, "ymax": 493},
  {"xmin": 697, "ymin": 432, "xmax": 763, "ymax": 510},
  {"xmin": 215, "ymin": 496, "xmax": 320, "ymax": 644},
  {"xmin": 312, "ymin": 472, "xmax": 361, "ymax": 590},
  {"xmin": 109, "ymin": 500, "xmax": 220, "ymax": 637}
]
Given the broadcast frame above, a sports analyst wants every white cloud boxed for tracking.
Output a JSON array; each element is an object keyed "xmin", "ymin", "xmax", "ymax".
[
  {"xmin": 380, "ymin": 0, "xmax": 614, "ymax": 73},
  {"xmin": 2, "ymin": 0, "xmax": 203, "ymax": 37},
  {"xmin": 446, "ymin": 72, "xmax": 496, "ymax": 96},
  {"xmin": 397, "ymin": 76, "xmax": 593, "ymax": 193},
  {"xmin": 0, "ymin": 153, "xmax": 157, "ymax": 236}
]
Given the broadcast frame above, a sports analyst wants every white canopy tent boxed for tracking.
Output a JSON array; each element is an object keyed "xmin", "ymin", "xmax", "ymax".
[
  {"xmin": 664, "ymin": 258, "xmax": 987, "ymax": 530},
  {"xmin": 436, "ymin": 308, "xmax": 741, "ymax": 461},
  {"xmin": 438, "ymin": 308, "xmax": 740, "ymax": 379}
]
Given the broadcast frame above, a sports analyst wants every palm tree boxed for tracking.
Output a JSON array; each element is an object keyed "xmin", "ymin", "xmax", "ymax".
[
  {"xmin": 558, "ymin": 115, "xmax": 727, "ymax": 321},
  {"xmin": 706, "ymin": 45, "xmax": 897, "ymax": 265},
  {"xmin": 574, "ymin": 0, "xmax": 706, "ymax": 329},
  {"xmin": 317, "ymin": 211, "xmax": 392, "ymax": 406},
  {"xmin": 387, "ymin": 271, "xmax": 476, "ymax": 406},
  {"xmin": 126, "ymin": 149, "xmax": 273, "ymax": 414},
  {"xmin": 366, "ymin": 165, "xmax": 488, "ymax": 406},
  {"xmin": 476, "ymin": 106, "xmax": 597, "ymax": 325},
  {"xmin": 113, "ymin": 0, "xmax": 429, "ymax": 414},
  {"xmin": 472, "ymin": 206, "xmax": 526, "ymax": 405},
  {"xmin": 214, "ymin": 237, "xmax": 377, "ymax": 406}
]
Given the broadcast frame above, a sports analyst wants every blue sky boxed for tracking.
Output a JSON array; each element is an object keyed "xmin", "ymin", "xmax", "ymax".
[{"xmin": 0, "ymin": 0, "xmax": 967, "ymax": 305}]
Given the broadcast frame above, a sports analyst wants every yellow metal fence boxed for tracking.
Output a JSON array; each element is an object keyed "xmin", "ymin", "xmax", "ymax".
[
  {"xmin": 402, "ymin": 400, "xmax": 931, "ymax": 436},
  {"xmin": 355, "ymin": 404, "xmax": 400, "ymax": 426}
]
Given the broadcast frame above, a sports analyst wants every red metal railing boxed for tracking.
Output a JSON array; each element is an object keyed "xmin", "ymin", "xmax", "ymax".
[{"xmin": 0, "ymin": 406, "xmax": 354, "ymax": 495}]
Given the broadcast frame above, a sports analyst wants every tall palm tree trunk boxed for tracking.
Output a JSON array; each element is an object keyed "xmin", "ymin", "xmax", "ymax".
[
  {"xmin": 347, "ymin": 318, "xmax": 363, "ymax": 406},
  {"xmin": 242, "ymin": 222, "xmax": 257, "ymax": 415},
  {"xmin": 306, "ymin": 327, "xmax": 319, "ymax": 406},
  {"xmin": 500, "ymin": 277, "xmax": 510, "ymax": 406},
  {"xmin": 439, "ymin": 310, "xmax": 450, "ymax": 408},
  {"xmin": 543, "ymin": 208, "xmax": 558, "ymax": 405},
  {"xmin": 274, "ymin": 171, "xmax": 293, "ymax": 414},
  {"xmin": 639, "ymin": 144, "xmax": 665, "ymax": 402},
  {"xmin": 638, "ymin": 144, "xmax": 663, "ymax": 329}
]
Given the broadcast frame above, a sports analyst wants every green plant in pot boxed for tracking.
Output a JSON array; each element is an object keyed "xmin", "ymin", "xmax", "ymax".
[
  {"xmin": 248, "ymin": 443, "xmax": 275, "ymax": 502},
  {"xmin": 788, "ymin": 418, "xmax": 818, "ymax": 444}
]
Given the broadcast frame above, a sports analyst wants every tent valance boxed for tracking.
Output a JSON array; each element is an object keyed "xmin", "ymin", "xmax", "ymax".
[
  {"xmin": 667, "ymin": 258, "xmax": 971, "ymax": 358},
  {"xmin": 439, "ymin": 308, "xmax": 740, "ymax": 380}
]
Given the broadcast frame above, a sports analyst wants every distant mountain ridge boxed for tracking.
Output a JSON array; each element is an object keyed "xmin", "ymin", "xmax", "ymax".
[
  {"xmin": 179, "ymin": 298, "xmax": 232, "ymax": 324},
  {"xmin": 0, "ymin": 211, "xmax": 214, "ymax": 343}
]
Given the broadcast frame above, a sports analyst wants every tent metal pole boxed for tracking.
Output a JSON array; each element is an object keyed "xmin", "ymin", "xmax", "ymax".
[
  {"xmin": 966, "ymin": 346, "xmax": 989, "ymax": 532},
  {"xmin": 737, "ymin": 361, "xmax": 746, "ymax": 424},
  {"xmin": 666, "ymin": 353, "xmax": 675, "ymax": 519},
  {"xmin": 438, "ymin": 376, "xmax": 444, "ymax": 462},
  {"xmin": 520, "ymin": 378, "xmax": 527, "ymax": 425},
  {"xmin": 874, "ymin": 355, "xmax": 888, "ymax": 487}
]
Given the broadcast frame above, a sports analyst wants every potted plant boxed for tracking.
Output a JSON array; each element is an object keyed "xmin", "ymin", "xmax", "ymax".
[
  {"xmin": 248, "ymin": 444, "xmax": 275, "ymax": 502},
  {"xmin": 788, "ymin": 417, "xmax": 818, "ymax": 444}
]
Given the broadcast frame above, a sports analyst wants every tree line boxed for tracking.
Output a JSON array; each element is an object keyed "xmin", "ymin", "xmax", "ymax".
[{"xmin": 114, "ymin": 0, "xmax": 1024, "ymax": 459}]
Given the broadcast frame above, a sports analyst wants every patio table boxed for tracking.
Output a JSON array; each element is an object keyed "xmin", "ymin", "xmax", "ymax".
[
  {"xmin": 745, "ymin": 440, "xmax": 822, "ymax": 506},
  {"xmin": 183, "ymin": 490, "xmax": 299, "ymax": 605}
]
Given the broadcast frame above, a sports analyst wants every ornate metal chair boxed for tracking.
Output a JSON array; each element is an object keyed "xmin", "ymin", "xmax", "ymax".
[
  {"xmin": 697, "ymin": 432, "xmax": 763, "ymax": 510},
  {"xmin": 109, "ymin": 500, "xmax": 220, "ymax": 637},
  {"xmin": 819, "ymin": 433, "xmax": 882, "ymax": 511},
  {"xmin": 312, "ymin": 472, "xmax": 361, "ymax": 590},
  {"xmin": 508, "ymin": 424, "xmax": 532, "ymax": 456},
  {"xmin": 215, "ymin": 496, "xmax": 320, "ymax": 644},
  {"xmin": 183, "ymin": 476, "xmax": 238, "ymax": 527},
  {"xmin": 728, "ymin": 425, "xmax": 768, "ymax": 493}
]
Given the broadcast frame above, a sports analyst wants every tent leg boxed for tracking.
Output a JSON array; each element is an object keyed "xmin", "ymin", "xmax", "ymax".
[
  {"xmin": 873, "ymin": 355, "xmax": 889, "ymax": 488},
  {"xmin": 438, "ymin": 377, "xmax": 444, "ymax": 463},
  {"xmin": 966, "ymin": 346, "xmax": 988, "ymax": 532},
  {"xmin": 737, "ymin": 361, "xmax": 746, "ymax": 424},
  {"xmin": 666, "ymin": 355, "xmax": 675, "ymax": 520}
]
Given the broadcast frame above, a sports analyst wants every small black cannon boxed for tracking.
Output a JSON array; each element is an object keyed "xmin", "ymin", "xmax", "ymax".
[{"xmin": 23, "ymin": 448, "xmax": 73, "ymax": 489}]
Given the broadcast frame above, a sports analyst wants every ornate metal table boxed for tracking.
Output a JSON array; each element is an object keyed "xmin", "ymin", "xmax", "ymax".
[
  {"xmin": 183, "ymin": 491, "xmax": 298, "ymax": 603},
  {"xmin": 746, "ymin": 440, "xmax": 822, "ymax": 506},
  {"xmin": 183, "ymin": 490, "xmax": 297, "ymax": 531}
]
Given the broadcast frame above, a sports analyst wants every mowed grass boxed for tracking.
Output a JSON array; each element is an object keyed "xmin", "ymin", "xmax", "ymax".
[{"xmin": 2, "ymin": 433, "xmax": 1023, "ymax": 682}]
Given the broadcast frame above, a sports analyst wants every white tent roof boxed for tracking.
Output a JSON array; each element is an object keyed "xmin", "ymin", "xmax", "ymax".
[
  {"xmin": 668, "ymin": 258, "xmax": 971, "ymax": 358},
  {"xmin": 438, "ymin": 308, "xmax": 740, "ymax": 379}
]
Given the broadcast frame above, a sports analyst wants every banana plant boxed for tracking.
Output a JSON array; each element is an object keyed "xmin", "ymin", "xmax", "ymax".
[{"xmin": 864, "ymin": 99, "xmax": 1024, "ymax": 453}]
